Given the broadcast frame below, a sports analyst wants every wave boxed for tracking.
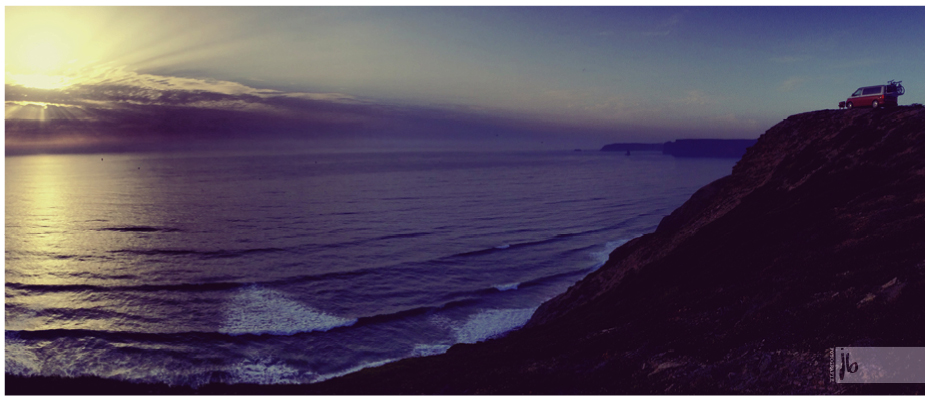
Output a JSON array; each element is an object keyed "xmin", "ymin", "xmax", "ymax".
[
  {"xmin": 515, "ymin": 268, "xmax": 591, "ymax": 289},
  {"xmin": 554, "ymin": 227, "xmax": 612, "ymax": 239},
  {"xmin": 6, "ymin": 281, "xmax": 248, "ymax": 294},
  {"xmin": 6, "ymin": 329, "xmax": 246, "ymax": 343},
  {"xmin": 6, "ymin": 251, "xmax": 111, "ymax": 261},
  {"xmin": 446, "ymin": 226, "xmax": 635, "ymax": 261},
  {"xmin": 542, "ymin": 196, "xmax": 608, "ymax": 205},
  {"xmin": 412, "ymin": 344, "xmax": 451, "ymax": 357},
  {"xmin": 351, "ymin": 297, "xmax": 481, "ymax": 327},
  {"xmin": 304, "ymin": 231, "xmax": 434, "ymax": 251},
  {"xmin": 448, "ymin": 238, "xmax": 556, "ymax": 258},
  {"xmin": 430, "ymin": 307, "xmax": 536, "ymax": 345},
  {"xmin": 492, "ymin": 282, "xmax": 520, "ymax": 291},
  {"xmin": 590, "ymin": 237, "xmax": 634, "ymax": 269},
  {"xmin": 227, "ymin": 354, "xmax": 406, "ymax": 386},
  {"xmin": 6, "ymin": 265, "xmax": 387, "ymax": 295},
  {"xmin": 108, "ymin": 247, "xmax": 285, "ymax": 259},
  {"xmin": 374, "ymin": 231, "xmax": 433, "ymax": 242},
  {"xmin": 505, "ymin": 238, "xmax": 631, "ymax": 289},
  {"xmin": 219, "ymin": 284, "xmax": 356, "ymax": 336},
  {"xmin": 97, "ymin": 226, "xmax": 181, "ymax": 233},
  {"xmin": 6, "ymin": 296, "xmax": 482, "ymax": 340}
]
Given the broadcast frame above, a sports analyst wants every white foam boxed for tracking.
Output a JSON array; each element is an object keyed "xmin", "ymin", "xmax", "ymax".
[
  {"xmin": 229, "ymin": 356, "xmax": 310, "ymax": 385},
  {"xmin": 4, "ymin": 333, "xmax": 41, "ymax": 376},
  {"xmin": 588, "ymin": 237, "xmax": 632, "ymax": 270},
  {"xmin": 493, "ymin": 282, "xmax": 520, "ymax": 291},
  {"xmin": 411, "ymin": 343, "xmax": 451, "ymax": 357},
  {"xmin": 451, "ymin": 307, "xmax": 536, "ymax": 344},
  {"xmin": 315, "ymin": 357, "xmax": 400, "ymax": 383},
  {"xmin": 220, "ymin": 284, "xmax": 356, "ymax": 335},
  {"xmin": 495, "ymin": 244, "xmax": 510, "ymax": 249}
]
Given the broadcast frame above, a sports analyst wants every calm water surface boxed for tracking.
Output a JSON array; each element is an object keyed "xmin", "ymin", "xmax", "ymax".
[{"xmin": 6, "ymin": 150, "xmax": 736, "ymax": 386}]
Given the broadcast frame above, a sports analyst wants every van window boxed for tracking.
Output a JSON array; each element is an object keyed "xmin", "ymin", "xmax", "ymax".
[
  {"xmin": 863, "ymin": 86, "xmax": 881, "ymax": 95},
  {"xmin": 853, "ymin": 88, "xmax": 863, "ymax": 96}
]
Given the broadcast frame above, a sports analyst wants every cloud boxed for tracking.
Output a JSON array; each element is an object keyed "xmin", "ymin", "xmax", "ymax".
[
  {"xmin": 779, "ymin": 77, "xmax": 805, "ymax": 92},
  {"xmin": 5, "ymin": 61, "xmax": 752, "ymax": 155},
  {"xmin": 704, "ymin": 113, "xmax": 761, "ymax": 133},
  {"xmin": 5, "ymin": 66, "xmax": 400, "ymax": 154},
  {"xmin": 674, "ymin": 90, "xmax": 716, "ymax": 107},
  {"xmin": 640, "ymin": 12, "xmax": 683, "ymax": 37},
  {"xmin": 8, "ymin": 67, "xmax": 654, "ymax": 154}
]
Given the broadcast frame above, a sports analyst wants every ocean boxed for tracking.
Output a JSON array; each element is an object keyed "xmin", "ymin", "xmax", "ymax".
[{"xmin": 5, "ymin": 150, "xmax": 737, "ymax": 387}]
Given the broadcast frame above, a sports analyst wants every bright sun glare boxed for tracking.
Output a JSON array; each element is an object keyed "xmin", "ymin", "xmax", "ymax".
[
  {"xmin": 7, "ymin": 73, "xmax": 75, "ymax": 90},
  {"xmin": 21, "ymin": 32, "xmax": 69, "ymax": 72},
  {"xmin": 6, "ymin": 32, "xmax": 77, "ymax": 90},
  {"xmin": 6, "ymin": 9, "xmax": 96, "ymax": 90}
]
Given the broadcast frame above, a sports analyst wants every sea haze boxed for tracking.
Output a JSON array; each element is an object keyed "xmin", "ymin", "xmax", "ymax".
[{"xmin": 6, "ymin": 150, "xmax": 736, "ymax": 386}]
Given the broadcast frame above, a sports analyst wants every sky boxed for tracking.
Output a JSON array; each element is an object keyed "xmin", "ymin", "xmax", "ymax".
[{"xmin": 4, "ymin": 6, "xmax": 926, "ymax": 155}]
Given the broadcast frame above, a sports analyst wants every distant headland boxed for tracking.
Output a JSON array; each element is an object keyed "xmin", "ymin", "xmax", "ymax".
[{"xmin": 601, "ymin": 138, "xmax": 758, "ymax": 158}]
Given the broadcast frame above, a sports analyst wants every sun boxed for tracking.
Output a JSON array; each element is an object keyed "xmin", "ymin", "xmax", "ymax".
[
  {"xmin": 5, "ymin": 33, "xmax": 77, "ymax": 89},
  {"xmin": 7, "ymin": 26, "xmax": 74, "ymax": 76},
  {"xmin": 19, "ymin": 32, "xmax": 69, "ymax": 73},
  {"xmin": 5, "ymin": 8, "xmax": 97, "ymax": 90}
]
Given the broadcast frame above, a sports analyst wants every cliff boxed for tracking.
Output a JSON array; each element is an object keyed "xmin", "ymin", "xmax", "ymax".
[{"xmin": 7, "ymin": 107, "xmax": 924, "ymax": 395}]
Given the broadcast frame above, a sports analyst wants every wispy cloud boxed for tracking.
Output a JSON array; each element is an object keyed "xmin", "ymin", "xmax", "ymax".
[
  {"xmin": 640, "ymin": 12, "xmax": 683, "ymax": 37},
  {"xmin": 674, "ymin": 90, "xmax": 716, "ymax": 107},
  {"xmin": 705, "ymin": 113, "xmax": 761, "ymax": 133},
  {"xmin": 5, "ymin": 66, "xmax": 371, "ymax": 121},
  {"xmin": 779, "ymin": 76, "xmax": 806, "ymax": 92}
]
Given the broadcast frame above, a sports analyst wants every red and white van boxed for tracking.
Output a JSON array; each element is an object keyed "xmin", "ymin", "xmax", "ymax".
[{"xmin": 846, "ymin": 84, "xmax": 900, "ymax": 109}]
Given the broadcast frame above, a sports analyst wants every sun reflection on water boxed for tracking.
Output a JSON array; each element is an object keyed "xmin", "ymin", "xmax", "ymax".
[
  {"xmin": 6, "ymin": 154, "xmax": 172, "ymax": 332},
  {"xmin": 6, "ymin": 155, "xmax": 160, "ymax": 284}
]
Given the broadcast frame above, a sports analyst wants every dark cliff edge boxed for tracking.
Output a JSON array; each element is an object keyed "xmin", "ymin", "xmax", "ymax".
[{"xmin": 7, "ymin": 107, "xmax": 925, "ymax": 395}]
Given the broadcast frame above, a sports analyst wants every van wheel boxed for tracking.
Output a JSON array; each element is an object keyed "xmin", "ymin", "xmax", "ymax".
[
  {"xmin": 872, "ymin": 100, "xmax": 879, "ymax": 108},
  {"xmin": 847, "ymin": 102, "xmax": 854, "ymax": 109}
]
